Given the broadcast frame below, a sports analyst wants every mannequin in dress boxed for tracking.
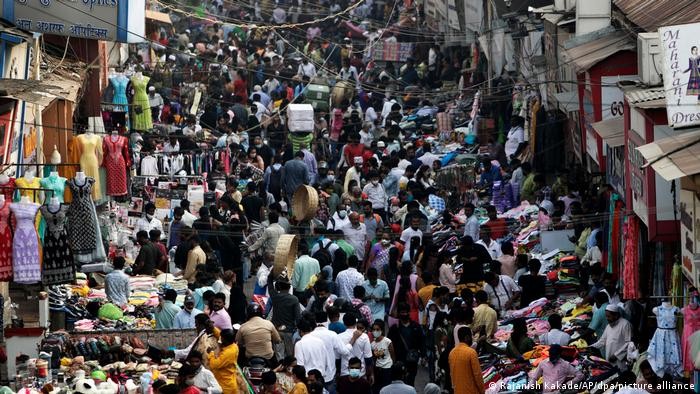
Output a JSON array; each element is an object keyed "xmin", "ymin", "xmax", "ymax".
[
  {"xmin": 41, "ymin": 171, "xmax": 67, "ymax": 203},
  {"xmin": 682, "ymin": 288, "xmax": 700, "ymax": 374},
  {"xmin": 110, "ymin": 68, "xmax": 129, "ymax": 111},
  {"xmin": 130, "ymin": 71, "xmax": 153, "ymax": 131},
  {"xmin": 16, "ymin": 168, "xmax": 41, "ymax": 203},
  {"xmin": 75, "ymin": 132, "xmax": 103, "ymax": 200},
  {"xmin": 648, "ymin": 301, "xmax": 682, "ymax": 377},
  {"xmin": 102, "ymin": 129, "xmax": 131, "ymax": 196},
  {"xmin": 10, "ymin": 195, "xmax": 41, "ymax": 284}
]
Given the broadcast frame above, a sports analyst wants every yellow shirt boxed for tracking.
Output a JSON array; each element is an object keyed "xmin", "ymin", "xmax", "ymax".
[
  {"xmin": 208, "ymin": 343, "xmax": 239, "ymax": 394},
  {"xmin": 449, "ymin": 343, "xmax": 485, "ymax": 394},
  {"xmin": 472, "ymin": 303, "xmax": 497, "ymax": 340},
  {"xmin": 289, "ymin": 382, "xmax": 309, "ymax": 394}
]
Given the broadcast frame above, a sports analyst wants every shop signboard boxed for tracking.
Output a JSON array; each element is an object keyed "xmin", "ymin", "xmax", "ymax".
[
  {"xmin": 659, "ymin": 23, "xmax": 700, "ymax": 127},
  {"xmin": 601, "ymin": 75, "xmax": 638, "ymax": 121},
  {"xmin": 0, "ymin": 0, "xmax": 145, "ymax": 43},
  {"xmin": 370, "ymin": 42, "xmax": 415, "ymax": 62},
  {"xmin": 680, "ymin": 189, "xmax": 696, "ymax": 284}
]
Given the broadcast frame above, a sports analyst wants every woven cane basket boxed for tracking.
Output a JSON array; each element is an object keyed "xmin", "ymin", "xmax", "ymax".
[
  {"xmin": 274, "ymin": 234, "xmax": 299, "ymax": 277},
  {"xmin": 291, "ymin": 184, "xmax": 319, "ymax": 221}
]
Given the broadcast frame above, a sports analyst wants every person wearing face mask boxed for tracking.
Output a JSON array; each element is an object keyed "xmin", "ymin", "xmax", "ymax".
[
  {"xmin": 370, "ymin": 320, "xmax": 395, "ymax": 392},
  {"xmin": 253, "ymin": 136, "xmax": 273, "ymax": 167},
  {"xmin": 315, "ymin": 161, "xmax": 335, "ymax": 188},
  {"xmin": 364, "ymin": 268, "xmax": 390, "ymax": 322},
  {"xmin": 186, "ymin": 350, "xmax": 222, "ymax": 394},
  {"xmin": 174, "ymin": 295, "xmax": 203, "ymax": 329},
  {"xmin": 337, "ymin": 357, "xmax": 371, "ymax": 393},
  {"xmin": 528, "ymin": 344, "xmax": 583, "ymax": 393},
  {"xmin": 327, "ymin": 205, "xmax": 351, "ymax": 231},
  {"xmin": 387, "ymin": 303, "xmax": 424, "ymax": 386},
  {"xmin": 208, "ymin": 329, "xmax": 240, "ymax": 394},
  {"xmin": 343, "ymin": 157, "xmax": 364, "ymax": 194},
  {"xmin": 133, "ymin": 202, "xmax": 164, "ymax": 239},
  {"xmin": 362, "ymin": 171, "xmax": 388, "ymax": 224},
  {"xmin": 208, "ymin": 293, "xmax": 232, "ymax": 330},
  {"xmin": 367, "ymin": 230, "xmax": 394, "ymax": 274}
]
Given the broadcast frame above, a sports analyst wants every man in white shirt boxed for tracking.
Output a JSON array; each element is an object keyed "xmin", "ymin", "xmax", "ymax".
[
  {"xmin": 163, "ymin": 136, "xmax": 180, "ymax": 153},
  {"xmin": 540, "ymin": 314, "xmax": 571, "ymax": 346},
  {"xmin": 475, "ymin": 227, "xmax": 502, "ymax": 260},
  {"xmin": 295, "ymin": 319, "xmax": 332, "ymax": 383},
  {"xmin": 251, "ymin": 93, "xmax": 268, "ymax": 121},
  {"xmin": 309, "ymin": 313, "xmax": 357, "ymax": 386},
  {"xmin": 342, "ymin": 213, "xmax": 368, "ymax": 261},
  {"xmin": 400, "ymin": 217, "xmax": 423, "ymax": 254},
  {"xmin": 338, "ymin": 315, "xmax": 373, "ymax": 381},
  {"xmin": 133, "ymin": 202, "xmax": 163, "ymax": 239},
  {"xmin": 483, "ymin": 271, "xmax": 520, "ymax": 313},
  {"xmin": 297, "ymin": 58, "xmax": 317, "ymax": 78},
  {"xmin": 590, "ymin": 304, "xmax": 633, "ymax": 371},
  {"xmin": 148, "ymin": 86, "xmax": 164, "ymax": 122},
  {"xmin": 504, "ymin": 116, "xmax": 526, "ymax": 161},
  {"xmin": 187, "ymin": 350, "xmax": 222, "ymax": 393}
]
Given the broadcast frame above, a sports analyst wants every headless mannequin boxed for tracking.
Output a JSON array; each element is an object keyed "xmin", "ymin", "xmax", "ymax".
[
  {"xmin": 50, "ymin": 145, "xmax": 61, "ymax": 165},
  {"xmin": 0, "ymin": 174, "xmax": 9, "ymax": 185},
  {"xmin": 50, "ymin": 171, "xmax": 59, "ymax": 178},
  {"xmin": 20, "ymin": 195, "xmax": 31, "ymax": 204},
  {"xmin": 48, "ymin": 196, "xmax": 60, "ymax": 212},
  {"xmin": 111, "ymin": 129, "xmax": 119, "ymax": 142},
  {"xmin": 75, "ymin": 171, "xmax": 86, "ymax": 186},
  {"xmin": 24, "ymin": 169, "xmax": 35, "ymax": 183},
  {"xmin": 135, "ymin": 71, "xmax": 143, "ymax": 80},
  {"xmin": 0, "ymin": 194, "xmax": 4, "ymax": 204}
]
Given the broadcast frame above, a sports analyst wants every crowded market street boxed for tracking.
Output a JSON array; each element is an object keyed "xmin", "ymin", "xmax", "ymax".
[{"xmin": 0, "ymin": 0, "xmax": 700, "ymax": 393}]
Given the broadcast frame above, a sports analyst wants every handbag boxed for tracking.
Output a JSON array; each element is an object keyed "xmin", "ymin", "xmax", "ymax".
[
  {"xmin": 398, "ymin": 329, "xmax": 420, "ymax": 363},
  {"xmin": 134, "ymin": 105, "xmax": 143, "ymax": 115}
]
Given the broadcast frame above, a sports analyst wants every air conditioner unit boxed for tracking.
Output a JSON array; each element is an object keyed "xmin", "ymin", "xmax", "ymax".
[{"xmin": 638, "ymin": 32, "xmax": 663, "ymax": 86}]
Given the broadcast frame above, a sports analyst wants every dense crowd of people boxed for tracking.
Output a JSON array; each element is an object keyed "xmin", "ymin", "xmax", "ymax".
[{"xmin": 87, "ymin": 1, "xmax": 700, "ymax": 394}]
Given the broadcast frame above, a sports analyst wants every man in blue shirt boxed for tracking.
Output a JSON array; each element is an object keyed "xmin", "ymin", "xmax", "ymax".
[
  {"xmin": 363, "ymin": 268, "xmax": 390, "ymax": 323},
  {"xmin": 478, "ymin": 158, "xmax": 502, "ymax": 188},
  {"xmin": 174, "ymin": 295, "xmax": 203, "ymax": 329}
]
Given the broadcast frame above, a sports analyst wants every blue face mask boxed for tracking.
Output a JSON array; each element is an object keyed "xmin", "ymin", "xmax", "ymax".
[{"xmin": 348, "ymin": 369, "xmax": 362, "ymax": 379}]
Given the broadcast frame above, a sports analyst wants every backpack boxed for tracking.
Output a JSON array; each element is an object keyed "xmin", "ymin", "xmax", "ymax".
[
  {"xmin": 268, "ymin": 165, "xmax": 282, "ymax": 201},
  {"xmin": 312, "ymin": 239, "xmax": 333, "ymax": 268}
]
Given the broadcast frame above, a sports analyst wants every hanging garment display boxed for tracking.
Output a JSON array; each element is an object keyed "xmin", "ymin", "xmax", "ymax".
[
  {"xmin": 109, "ymin": 74, "xmax": 129, "ymax": 111},
  {"xmin": 75, "ymin": 134, "xmax": 104, "ymax": 200},
  {"xmin": 130, "ymin": 74, "xmax": 153, "ymax": 131},
  {"xmin": 682, "ymin": 303, "xmax": 700, "ymax": 373},
  {"xmin": 102, "ymin": 134, "xmax": 131, "ymax": 196},
  {"xmin": 647, "ymin": 302, "xmax": 682, "ymax": 377},
  {"xmin": 40, "ymin": 173, "xmax": 67, "ymax": 203},
  {"xmin": 66, "ymin": 177, "xmax": 98, "ymax": 254},
  {"xmin": 40, "ymin": 204, "xmax": 74, "ymax": 285},
  {"xmin": 622, "ymin": 216, "xmax": 640, "ymax": 300},
  {"xmin": 0, "ymin": 199, "xmax": 11, "ymax": 281},
  {"xmin": 9, "ymin": 201, "xmax": 41, "ymax": 284}
]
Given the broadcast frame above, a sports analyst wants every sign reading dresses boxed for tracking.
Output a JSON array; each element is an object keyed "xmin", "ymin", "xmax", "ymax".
[
  {"xmin": 0, "ymin": 0, "xmax": 145, "ymax": 43},
  {"xmin": 659, "ymin": 23, "xmax": 700, "ymax": 127}
]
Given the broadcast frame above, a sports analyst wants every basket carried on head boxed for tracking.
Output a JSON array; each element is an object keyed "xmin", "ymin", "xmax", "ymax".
[
  {"xmin": 291, "ymin": 185, "xmax": 319, "ymax": 221},
  {"xmin": 274, "ymin": 234, "xmax": 299, "ymax": 277}
]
